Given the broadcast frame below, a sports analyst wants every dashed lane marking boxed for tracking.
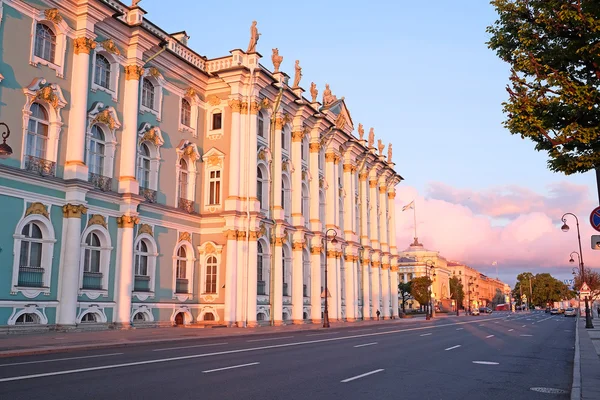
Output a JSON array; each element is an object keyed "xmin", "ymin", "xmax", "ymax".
[
  {"xmin": 202, "ymin": 362, "xmax": 259, "ymax": 373},
  {"xmin": 445, "ymin": 345, "xmax": 461, "ymax": 351},
  {"xmin": 341, "ymin": 369, "xmax": 384, "ymax": 383},
  {"xmin": 354, "ymin": 342, "xmax": 377, "ymax": 348},
  {"xmin": 486, "ymin": 335, "xmax": 494, "ymax": 338}
]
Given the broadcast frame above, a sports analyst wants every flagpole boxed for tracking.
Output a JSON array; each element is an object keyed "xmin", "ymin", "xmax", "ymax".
[{"xmin": 413, "ymin": 201, "xmax": 417, "ymax": 240}]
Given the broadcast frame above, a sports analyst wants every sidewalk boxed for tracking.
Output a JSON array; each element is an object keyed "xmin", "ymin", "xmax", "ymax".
[
  {"xmin": 0, "ymin": 315, "xmax": 431, "ymax": 358},
  {"xmin": 573, "ymin": 316, "xmax": 600, "ymax": 400}
]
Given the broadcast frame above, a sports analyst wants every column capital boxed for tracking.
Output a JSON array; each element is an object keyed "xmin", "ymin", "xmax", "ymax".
[
  {"xmin": 382, "ymin": 263, "xmax": 390, "ymax": 270},
  {"xmin": 228, "ymin": 99, "xmax": 242, "ymax": 113},
  {"xmin": 371, "ymin": 261, "xmax": 381, "ymax": 268},
  {"xmin": 292, "ymin": 241, "xmax": 304, "ymax": 251},
  {"xmin": 309, "ymin": 142, "xmax": 321, "ymax": 153},
  {"xmin": 125, "ymin": 65, "xmax": 144, "ymax": 80},
  {"xmin": 73, "ymin": 37, "xmax": 96, "ymax": 55},
  {"xmin": 343, "ymin": 163, "xmax": 353, "ymax": 172},
  {"xmin": 369, "ymin": 179, "xmax": 378, "ymax": 188},
  {"xmin": 249, "ymin": 101, "xmax": 261, "ymax": 114},
  {"xmin": 325, "ymin": 152, "xmax": 336, "ymax": 162},
  {"xmin": 379, "ymin": 185, "xmax": 388, "ymax": 194},
  {"xmin": 390, "ymin": 265, "xmax": 399, "ymax": 272},
  {"xmin": 359, "ymin": 171, "xmax": 368, "ymax": 181},
  {"xmin": 62, "ymin": 203, "xmax": 87, "ymax": 219},
  {"xmin": 333, "ymin": 155, "xmax": 341, "ymax": 165},
  {"xmin": 388, "ymin": 191, "xmax": 396, "ymax": 199},
  {"xmin": 291, "ymin": 130, "xmax": 304, "ymax": 142},
  {"xmin": 310, "ymin": 245, "xmax": 322, "ymax": 254},
  {"xmin": 117, "ymin": 215, "xmax": 139, "ymax": 228}
]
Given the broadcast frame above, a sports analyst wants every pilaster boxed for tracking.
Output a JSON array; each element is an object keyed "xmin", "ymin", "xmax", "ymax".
[
  {"xmin": 224, "ymin": 229, "xmax": 238, "ymax": 326},
  {"xmin": 326, "ymin": 248, "xmax": 339, "ymax": 320},
  {"xmin": 325, "ymin": 152, "xmax": 336, "ymax": 229},
  {"xmin": 114, "ymin": 214, "xmax": 139, "ymax": 327},
  {"xmin": 291, "ymin": 129, "xmax": 304, "ymax": 227},
  {"xmin": 309, "ymin": 141, "xmax": 322, "ymax": 233},
  {"xmin": 226, "ymin": 98, "xmax": 242, "ymax": 209},
  {"xmin": 246, "ymin": 230, "xmax": 259, "ymax": 327},
  {"xmin": 369, "ymin": 177, "xmax": 380, "ymax": 250},
  {"xmin": 371, "ymin": 261, "xmax": 381, "ymax": 319},
  {"xmin": 310, "ymin": 242, "xmax": 323, "ymax": 323},
  {"xmin": 291, "ymin": 239, "xmax": 304, "ymax": 323},
  {"xmin": 362, "ymin": 254, "xmax": 371, "ymax": 320},
  {"xmin": 272, "ymin": 235, "xmax": 284, "ymax": 325}
]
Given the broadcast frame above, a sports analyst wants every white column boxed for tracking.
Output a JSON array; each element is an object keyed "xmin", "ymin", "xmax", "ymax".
[
  {"xmin": 369, "ymin": 178, "xmax": 380, "ymax": 250},
  {"xmin": 391, "ymin": 264, "xmax": 399, "ymax": 318},
  {"xmin": 309, "ymin": 141, "xmax": 321, "ymax": 233},
  {"xmin": 326, "ymin": 250, "xmax": 339, "ymax": 320},
  {"xmin": 272, "ymin": 117, "xmax": 284, "ymax": 221},
  {"xmin": 345, "ymin": 254, "xmax": 357, "ymax": 321},
  {"xmin": 56, "ymin": 204, "xmax": 87, "ymax": 325},
  {"xmin": 379, "ymin": 185, "xmax": 389, "ymax": 254},
  {"xmin": 381, "ymin": 266, "xmax": 390, "ymax": 318},
  {"xmin": 310, "ymin": 244, "xmax": 322, "ymax": 323},
  {"xmin": 362, "ymin": 258, "xmax": 371, "ymax": 320},
  {"xmin": 64, "ymin": 36, "xmax": 95, "ymax": 181},
  {"xmin": 118, "ymin": 65, "xmax": 144, "ymax": 194},
  {"xmin": 114, "ymin": 215, "xmax": 138, "ymax": 326},
  {"xmin": 248, "ymin": 103, "xmax": 259, "ymax": 212},
  {"xmin": 388, "ymin": 190, "xmax": 398, "ymax": 256},
  {"xmin": 291, "ymin": 130, "xmax": 304, "ymax": 227},
  {"xmin": 292, "ymin": 242, "xmax": 304, "ymax": 323},
  {"xmin": 272, "ymin": 239, "xmax": 283, "ymax": 324},
  {"xmin": 371, "ymin": 263, "xmax": 381, "ymax": 319},
  {"xmin": 359, "ymin": 171, "xmax": 370, "ymax": 246},
  {"xmin": 227, "ymin": 99, "xmax": 242, "ymax": 203},
  {"xmin": 224, "ymin": 231, "xmax": 238, "ymax": 326},
  {"xmin": 236, "ymin": 232, "xmax": 245, "ymax": 325},
  {"xmin": 325, "ymin": 152, "xmax": 336, "ymax": 229},
  {"xmin": 246, "ymin": 233, "xmax": 258, "ymax": 327}
]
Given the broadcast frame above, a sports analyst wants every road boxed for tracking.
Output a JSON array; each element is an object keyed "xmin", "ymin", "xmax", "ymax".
[{"xmin": 0, "ymin": 311, "xmax": 574, "ymax": 400}]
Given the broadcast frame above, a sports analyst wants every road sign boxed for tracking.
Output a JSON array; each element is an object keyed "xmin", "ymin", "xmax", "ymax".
[
  {"xmin": 580, "ymin": 282, "xmax": 591, "ymax": 298},
  {"xmin": 590, "ymin": 207, "xmax": 600, "ymax": 232},
  {"xmin": 320, "ymin": 288, "xmax": 331, "ymax": 298},
  {"xmin": 563, "ymin": 279, "xmax": 574, "ymax": 286},
  {"xmin": 592, "ymin": 235, "xmax": 600, "ymax": 250}
]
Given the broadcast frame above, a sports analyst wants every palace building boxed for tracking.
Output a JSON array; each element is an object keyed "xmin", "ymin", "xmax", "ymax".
[{"xmin": 0, "ymin": 0, "xmax": 403, "ymax": 329}]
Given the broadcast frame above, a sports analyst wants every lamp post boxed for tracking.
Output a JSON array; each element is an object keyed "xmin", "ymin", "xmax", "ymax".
[
  {"xmin": 425, "ymin": 261, "xmax": 436, "ymax": 320},
  {"xmin": 562, "ymin": 213, "xmax": 594, "ymax": 329},
  {"xmin": 467, "ymin": 277, "xmax": 474, "ymax": 315},
  {"xmin": 323, "ymin": 228, "xmax": 337, "ymax": 328},
  {"xmin": 0, "ymin": 122, "xmax": 13, "ymax": 158}
]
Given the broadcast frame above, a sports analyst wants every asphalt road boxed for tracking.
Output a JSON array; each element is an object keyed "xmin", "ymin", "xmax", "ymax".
[{"xmin": 0, "ymin": 311, "xmax": 575, "ymax": 400}]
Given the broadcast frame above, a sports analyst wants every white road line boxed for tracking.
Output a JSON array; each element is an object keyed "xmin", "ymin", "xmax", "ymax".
[
  {"xmin": 247, "ymin": 336, "xmax": 294, "ymax": 343},
  {"xmin": 456, "ymin": 328, "xmax": 464, "ymax": 330},
  {"xmin": 536, "ymin": 316, "xmax": 553, "ymax": 323},
  {"xmin": 473, "ymin": 361, "xmax": 499, "ymax": 365},
  {"xmin": 153, "ymin": 342, "xmax": 228, "ymax": 352},
  {"xmin": 508, "ymin": 329, "xmax": 514, "ymax": 332},
  {"xmin": 494, "ymin": 322, "xmax": 499, "ymax": 324},
  {"xmin": 522, "ymin": 325, "xmax": 527, "ymax": 327},
  {"xmin": 341, "ymin": 369, "xmax": 384, "ymax": 383},
  {"xmin": 0, "ymin": 353, "xmax": 123, "ymax": 367},
  {"xmin": 420, "ymin": 333, "xmax": 433, "ymax": 336},
  {"xmin": 520, "ymin": 334, "xmax": 533, "ymax": 337},
  {"xmin": 0, "ymin": 317, "xmax": 505, "ymax": 383},
  {"xmin": 306, "ymin": 332, "xmax": 339, "ymax": 337},
  {"xmin": 354, "ymin": 342, "xmax": 377, "ymax": 348},
  {"xmin": 445, "ymin": 345, "xmax": 461, "ymax": 351},
  {"xmin": 486, "ymin": 335, "xmax": 494, "ymax": 338},
  {"xmin": 202, "ymin": 362, "xmax": 259, "ymax": 373}
]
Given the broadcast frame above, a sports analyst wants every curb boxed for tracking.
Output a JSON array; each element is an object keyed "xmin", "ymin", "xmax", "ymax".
[{"xmin": 571, "ymin": 316, "xmax": 581, "ymax": 400}]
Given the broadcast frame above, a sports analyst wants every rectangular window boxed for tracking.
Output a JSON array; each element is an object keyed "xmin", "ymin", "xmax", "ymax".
[
  {"xmin": 258, "ymin": 118, "xmax": 264, "ymax": 138},
  {"xmin": 205, "ymin": 264, "xmax": 217, "ymax": 293},
  {"xmin": 209, "ymin": 170, "xmax": 221, "ymax": 205},
  {"xmin": 212, "ymin": 113, "xmax": 222, "ymax": 130}
]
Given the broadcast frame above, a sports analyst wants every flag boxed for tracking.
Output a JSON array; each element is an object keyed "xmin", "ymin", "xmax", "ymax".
[
  {"xmin": 402, "ymin": 201, "xmax": 414, "ymax": 211},
  {"xmin": 492, "ymin": 261, "xmax": 497, "ymax": 266}
]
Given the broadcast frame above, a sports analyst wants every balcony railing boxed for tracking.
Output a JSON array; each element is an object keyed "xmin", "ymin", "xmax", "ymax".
[
  {"xmin": 82, "ymin": 271, "xmax": 103, "ymax": 290},
  {"xmin": 178, "ymin": 197, "xmax": 194, "ymax": 214},
  {"xmin": 24, "ymin": 155, "xmax": 56, "ymax": 177},
  {"xmin": 283, "ymin": 282, "xmax": 289, "ymax": 296},
  {"xmin": 17, "ymin": 266, "xmax": 44, "ymax": 287},
  {"xmin": 176, "ymin": 278, "xmax": 189, "ymax": 294},
  {"xmin": 134, "ymin": 275, "xmax": 151, "ymax": 292},
  {"xmin": 139, "ymin": 186, "xmax": 157, "ymax": 203},
  {"xmin": 89, "ymin": 172, "xmax": 112, "ymax": 192},
  {"xmin": 257, "ymin": 280, "xmax": 266, "ymax": 295}
]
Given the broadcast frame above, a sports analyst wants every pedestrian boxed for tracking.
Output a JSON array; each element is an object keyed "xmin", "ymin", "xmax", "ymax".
[{"xmin": 376, "ymin": 309, "xmax": 380, "ymax": 320}]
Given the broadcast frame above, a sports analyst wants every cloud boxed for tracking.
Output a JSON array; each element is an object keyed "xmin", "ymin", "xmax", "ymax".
[{"xmin": 395, "ymin": 182, "xmax": 600, "ymax": 284}]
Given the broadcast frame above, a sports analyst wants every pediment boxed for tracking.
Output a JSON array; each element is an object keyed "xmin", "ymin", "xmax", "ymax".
[{"xmin": 323, "ymin": 98, "xmax": 354, "ymax": 133}]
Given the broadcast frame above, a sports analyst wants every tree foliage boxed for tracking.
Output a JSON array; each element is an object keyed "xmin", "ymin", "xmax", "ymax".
[
  {"xmin": 487, "ymin": 0, "xmax": 600, "ymax": 174},
  {"xmin": 492, "ymin": 288, "xmax": 505, "ymax": 306},
  {"xmin": 573, "ymin": 267, "xmax": 600, "ymax": 299},
  {"xmin": 512, "ymin": 271, "xmax": 572, "ymax": 306},
  {"xmin": 449, "ymin": 276, "xmax": 465, "ymax": 308},
  {"xmin": 398, "ymin": 281, "xmax": 413, "ymax": 313},
  {"xmin": 410, "ymin": 276, "xmax": 432, "ymax": 306}
]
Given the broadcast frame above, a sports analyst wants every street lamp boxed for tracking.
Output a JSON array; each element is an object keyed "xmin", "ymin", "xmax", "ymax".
[
  {"xmin": 467, "ymin": 277, "xmax": 474, "ymax": 315},
  {"xmin": 323, "ymin": 228, "xmax": 337, "ymax": 328},
  {"xmin": 425, "ymin": 260, "xmax": 436, "ymax": 320},
  {"xmin": 0, "ymin": 122, "xmax": 13, "ymax": 158},
  {"xmin": 561, "ymin": 213, "xmax": 594, "ymax": 329}
]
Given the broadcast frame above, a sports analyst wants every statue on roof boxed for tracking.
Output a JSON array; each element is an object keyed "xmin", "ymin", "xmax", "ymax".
[
  {"xmin": 292, "ymin": 60, "xmax": 302, "ymax": 88},
  {"xmin": 271, "ymin": 48, "xmax": 283, "ymax": 72},
  {"xmin": 378, "ymin": 139, "xmax": 385, "ymax": 155},
  {"xmin": 358, "ymin": 123, "xmax": 365, "ymax": 141},
  {"xmin": 310, "ymin": 82, "xmax": 318, "ymax": 103},
  {"xmin": 368, "ymin": 127, "xmax": 375, "ymax": 148},
  {"xmin": 388, "ymin": 143, "xmax": 393, "ymax": 163},
  {"xmin": 247, "ymin": 21, "xmax": 261, "ymax": 53},
  {"xmin": 132, "ymin": 0, "xmax": 142, "ymax": 6},
  {"xmin": 322, "ymin": 84, "xmax": 337, "ymax": 106}
]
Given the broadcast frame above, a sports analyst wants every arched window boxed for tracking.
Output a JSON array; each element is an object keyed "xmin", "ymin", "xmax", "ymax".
[
  {"xmin": 204, "ymin": 255, "xmax": 217, "ymax": 294},
  {"xmin": 181, "ymin": 98, "xmax": 191, "ymax": 127},
  {"xmin": 134, "ymin": 239, "xmax": 150, "ymax": 292},
  {"xmin": 82, "ymin": 232, "xmax": 102, "ymax": 290},
  {"xmin": 178, "ymin": 158, "xmax": 189, "ymax": 200},
  {"xmin": 257, "ymin": 111, "xmax": 265, "ymax": 138},
  {"xmin": 133, "ymin": 312, "xmax": 146, "ymax": 321},
  {"xmin": 203, "ymin": 312, "xmax": 215, "ymax": 321},
  {"xmin": 175, "ymin": 246, "xmax": 188, "ymax": 294},
  {"xmin": 18, "ymin": 222, "xmax": 43, "ymax": 287},
  {"xmin": 94, "ymin": 54, "xmax": 111, "ymax": 89},
  {"xmin": 81, "ymin": 312, "xmax": 97, "ymax": 323},
  {"xmin": 257, "ymin": 167, "xmax": 263, "ymax": 208},
  {"xmin": 26, "ymin": 103, "xmax": 49, "ymax": 160},
  {"xmin": 89, "ymin": 125, "xmax": 106, "ymax": 176},
  {"xmin": 16, "ymin": 313, "xmax": 40, "ymax": 325},
  {"xmin": 257, "ymin": 242, "xmax": 265, "ymax": 295},
  {"xmin": 137, "ymin": 143, "xmax": 151, "ymax": 190},
  {"xmin": 34, "ymin": 24, "xmax": 56, "ymax": 62},
  {"xmin": 141, "ymin": 78, "xmax": 155, "ymax": 110}
]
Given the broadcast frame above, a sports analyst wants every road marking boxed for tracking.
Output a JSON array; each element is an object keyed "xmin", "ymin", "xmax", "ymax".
[
  {"xmin": 202, "ymin": 362, "xmax": 259, "ymax": 373},
  {"xmin": 420, "ymin": 333, "xmax": 432, "ymax": 336},
  {"xmin": 522, "ymin": 325, "xmax": 526, "ymax": 327},
  {"xmin": 341, "ymin": 369, "xmax": 384, "ymax": 383},
  {"xmin": 473, "ymin": 361, "xmax": 499, "ymax": 365},
  {"xmin": 306, "ymin": 332, "xmax": 339, "ymax": 337},
  {"xmin": 508, "ymin": 329, "xmax": 514, "ymax": 332},
  {"xmin": 377, "ymin": 327, "xmax": 393, "ymax": 330},
  {"xmin": 247, "ymin": 336, "xmax": 294, "ymax": 343},
  {"xmin": 354, "ymin": 342, "xmax": 377, "ymax": 348},
  {"xmin": 0, "ymin": 317, "xmax": 505, "ymax": 383},
  {"xmin": 494, "ymin": 322, "xmax": 499, "ymax": 324},
  {"xmin": 153, "ymin": 342, "xmax": 228, "ymax": 352},
  {"xmin": 0, "ymin": 353, "xmax": 123, "ymax": 367},
  {"xmin": 456, "ymin": 328, "xmax": 463, "ymax": 330},
  {"xmin": 445, "ymin": 345, "xmax": 461, "ymax": 351},
  {"xmin": 486, "ymin": 335, "xmax": 494, "ymax": 338},
  {"xmin": 479, "ymin": 324, "xmax": 484, "ymax": 326},
  {"xmin": 520, "ymin": 334, "xmax": 533, "ymax": 337}
]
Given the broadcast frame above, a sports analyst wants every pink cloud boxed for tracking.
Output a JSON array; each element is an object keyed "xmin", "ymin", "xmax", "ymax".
[{"xmin": 394, "ymin": 183, "xmax": 600, "ymax": 278}]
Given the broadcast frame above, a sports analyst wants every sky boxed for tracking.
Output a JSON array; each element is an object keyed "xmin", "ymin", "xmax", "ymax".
[{"xmin": 140, "ymin": 0, "xmax": 600, "ymax": 286}]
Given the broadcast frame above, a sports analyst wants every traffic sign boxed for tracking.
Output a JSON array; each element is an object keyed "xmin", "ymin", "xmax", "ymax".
[
  {"xmin": 581, "ymin": 282, "xmax": 591, "ymax": 292},
  {"xmin": 592, "ymin": 235, "xmax": 600, "ymax": 250},
  {"xmin": 590, "ymin": 207, "xmax": 600, "ymax": 232}
]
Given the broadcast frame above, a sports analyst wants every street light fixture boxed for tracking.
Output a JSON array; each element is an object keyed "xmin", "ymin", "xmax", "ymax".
[
  {"xmin": 561, "ymin": 213, "xmax": 594, "ymax": 329},
  {"xmin": 0, "ymin": 122, "xmax": 13, "ymax": 158},
  {"xmin": 323, "ymin": 228, "xmax": 337, "ymax": 328},
  {"xmin": 425, "ymin": 260, "xmax": 436, "ymax": 320}
]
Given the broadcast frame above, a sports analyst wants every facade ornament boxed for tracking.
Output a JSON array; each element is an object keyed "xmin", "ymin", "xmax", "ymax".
[
  {"xmin": 368, "ymin": 127, "xmax": 375, "ymax": 148},
  {"xmin": 257, "ymin": 149, "xmax": 266, "ymax": 161},
  {"xmin": 369, "ymin": 179, "xmax": 378, "ymax": 188},
  {"xmin": 206, "ymin": 154, "xmax": 222, "ymax": 168},
  {"xmin": 358, "ymin": 123, "xmax": 365, "ymax": 140},
  {"xmin": 390, "ymin": 265, "xmax": 399, "ymax": 272},
  {"xmin": 139, "ymin": 126, "xmax": 164, "ymax": 147},
  {"xmin": 322, "ymin": 84, "xmax": 337, "ymax": 106},
  {"xmin": 291, "ymin": 130, "xmax": 304, "ymax": 142},
  {"xmin": 310, "ymin": 82, "xmax": 318, "ymax": 103},
  {"xmin": 87, "ymin": 214, "xmax": 107, "ymax": 228},
  {"xmin": 178, "ymin": 232, "xmax": 191, "ymax": 242},
  {"xmin": 343, "ymin": 163, "xmax": 352, "ymax": 173},
  {"xmin": 387, "ymin": 143, "xmax": 393, "ymax": 163},
  {"xmin": 117, "ymin": 215, "xmax": 139, "ymax": 228},
  {"xmin": 138, "ymin": 223, "xmax": 153, "ymax": 236},
  {"xmin": 125, "ymin": 65, "xmax": 144, "ymax": 80},
  {"xmin": 205, "ymin": 242, "xmax": 216, "ymax": 253},
  {"xmin": 36, "ymin": 85, "xmax": 59, "ymax": 109},
  {"xmin": 309, "ymin": 142, "xmax": 320, "ymax": 153},
  {"xmin": 101, "ymin": 39, "xmax": 121, "ymax": 56},
  {"xmin": 271, "ymin": 48, "xmax": 283, "ymax": 72},
  {"xmin": 207, "ymin": 95, "xmax": 221, "ymax": 106},
  {"xmin": 325, "ymin": 152, "xmax": 336, "ymax": 163},
  {"xmin": 240, "ymin": 101, "xmax": 249, "ymax": 114},
  {"xmin": 378, "ymin": 139, "xmax": 385, "ymax": 156},
  {"xmin": 246, "ymin": 20, "xmax": 261, "ymax": 53},
  {"xmin": 258, "ymin": 223, "xmax": 267, "ymax": 237},
  {"xmin": 62, "ymin": 204, "xmax": 88, "ymax": 219},
  {"xmin": 260, "ymin": 97, "xmax": 271, "ymax": 109},
  {"xmin": 249, "ymin": 101, "xmax": 260, "ymax": 114},
  {"xmin": 44, "ymin": 8, "xmax": 62, "ymax": 24},
  {"xmin": 292, "ymin": 241, "xmax": 304, "ymax": 251},
  {"xmin": 335, "ymin": 113, "xmax": 346, "ymax": 130},
  {"xmin": 359, "ymin": 171, "xmax": 368, "ymax": 181},
  {"xmin": 148, "ymin": 67, "xmax": 161, "ymax": 78},
  {"xmin": 388, "ymin": 190, "xmax": 396, "ymax": 200},
  {"xmin": 379, "ymin": 185, "xmax": 387, "ymax": 194},
  {"xmin": 310, "ymin": 245, "xmax": 322, "ymax": 255},
  {"xmin": 185, "ymin": 87, "xmax": 196, "ymax": 98},
  {"xmin": 132, "ymin": 0, "xmax": 142, "ymax": 6},
  {"xmin": 73, "ymin": 37, "xmax": 96, "ymax": 55},
  {"xmin": 25, "ymin": 202, "xmax": 49, "ymax": 219},
  {"xmin": 93, "ymin": 108, "xmax": 117, "ymax": 130},
  {"xmin": 292, "ymin": 60, "xmax": 302, "ymax": 88},
  {"xmin": 228, "ymin": 99, "xmax": 242, "ymax": 113}
]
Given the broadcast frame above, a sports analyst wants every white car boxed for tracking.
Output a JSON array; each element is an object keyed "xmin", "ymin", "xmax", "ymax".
[
  {"xmin": 471, "ymin": 308, "xmax": 480, "ymax": 316},
  {"xmin": 564, "ymin": 308, "xmax": 577, "ymax": 317}
]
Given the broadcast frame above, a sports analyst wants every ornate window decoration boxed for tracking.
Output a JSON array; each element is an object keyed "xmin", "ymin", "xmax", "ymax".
[
  {"xmin": 179, "ymin": 87, "xmax": 200, "ymax": 137},
  {"xmin": 257, "ymin": 163, "xmax": 269, "ymax": 213},
  {"xmin": 77, "ymin": 305, "xmax": 107, "ymax": 324},
  {"xmin": 131, "ymin": 305, "xmax": 155, "ymax": 323},
  {"xmin": 87, "ymin": 102, "xmax": 120, "ymax": 185},
  {"xmin": 29, "ymin": 8, "xmax": 70, "ymax": 78},
  {"xmin": 175, "ymin": 140, "xmax": 200, "ymax": 211},
  {"xmin": 21, "ymin": 78, "xmax": 67, "ymax": 173},
  {"xmin": 137, "ymin": 123, "xmax": 164, "ymax": 201},
  {"xmin": 206, "ymin": 95, "xmax": 223, "ymax": 140},
  {"xmin": 133, "ymin": 229, "xmax": 158, "ymax": 300},
  {"xmin": 302, "ymin": 182, "xmax": 310, "ymax": 228},
  {"xmin": 202, "ymin": 147, "xmax": 225, "ymax": 213},
  {"xmin": 11, "ymin": 202, "xmax": 56, "ymax": 298},
  {"xmin": 90, "ymin": 39, "xmax": 122, "ymax": 101},
  {"xmin": 7, "ymin": 305, "xmax": 49, "ymax": 326},
  {"xmin": 78, "ymin": 223, "xmax": 112, "ymax": 299},
  {"xmin": 282, "ymin": 173, "xmax": 291, "ymax": 223},
  {"xmin": 172, "ymin": 234, "xmax": 196, "ymax": 301},
  {"xmin": 197, "ymin": 241, "xmax": 223, "ymax": 301},
  {"xmin": 139, "ymin": 67, "xmax": 165, "ymax": 121}
]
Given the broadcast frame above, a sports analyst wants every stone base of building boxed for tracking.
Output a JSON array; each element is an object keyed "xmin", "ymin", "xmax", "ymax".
[
  {"xmin": 311, "ymin": 319, "xmax": 322, "ymax": 325},
  {"xmin": 246, "ymin": 322, "xmax": 259, "ymax": 328},
  {"xmin": 292, "ymin": 319, "xmax": 304, "ymax": 325},
  {"xmin": 110, "ymin": 322, "xmax": 132, "ymax": 330},
  {"xmin": 273, "ymin": 320, "xmax": 285, "ymax": 326},
  {"xmin": 346, "ymin": 317, "xmax": 357, "ymax": 322}
]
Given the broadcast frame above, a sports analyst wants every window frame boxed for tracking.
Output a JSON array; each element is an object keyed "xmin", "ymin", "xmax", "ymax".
[
  {"xmin": 90, "ymin": 46, "xmax": 121, "ymax": 101},
  {"xmin": 86, "ymin": 103, "xmax": 120, "ymax": 180},
  {"xmin": 178, "ymin": 90, "xmax": 199, "ymax": 137},
  {"xmin": 175, "ymin": 140, "xmax": 200, "ymax": 208},
  {"xmin": 197, "ymin": 241, "xmax": 223, "ymax": 299},
  {"xmin": 29, "ymin": 15, "xmax": 67, "ymax": 78},
  {"xmin": 137, "ymin": 123, "xmax": 165, "ymax": 193},
  {"xmin": 139, "ymin": 70, "xmax": 165, "ymax": 121},
  {"xmin": 78, "ymin": 224, "xmax": 112, "ymax": 299},
  {"xmin": 172, "ymin": 239, "xmax": 195, "ymax": 301},
  {"xmin": 132, "ymin": 232, "xmax": 158, "ymax": 300},
  {"xmin": 202, "ymin": 148, "xmax": 225, "ymax": 213}
]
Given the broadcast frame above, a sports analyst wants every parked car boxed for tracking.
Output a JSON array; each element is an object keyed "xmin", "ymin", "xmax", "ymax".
[
  {"xmin": 545, "ymin": 307, "xmax": 551, "ymax": 313},
  {"xmin": 550, "ymin": 308, "xmax": 559, "ymax": 315},
  {"xmin": 471, "ymin": 308, "xmax": 480, "ymax": 316},
  {"xmin": 564, "ymin": 308, "xmax": 577, "ymax": 317}
]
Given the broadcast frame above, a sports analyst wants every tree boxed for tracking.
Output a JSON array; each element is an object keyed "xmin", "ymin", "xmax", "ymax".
[
  {"xmin": 512, "ymin": 272, "xmax": 534, "ymax": 306},
  {"xmin": 573, "ymin": 267, "xmax": 600, "ymax": 300},
  {"xmin": 487, "ymin": 1, "xmax": 600, "ymax": 175},
  {"xmin": 410, "ymin": 276, "xmax": 432, "ymax": 309},
  {"xmin": 449, "ymin": 276, "xmax": 465, "ymax": 309},
  {"xmin": 398, "ymin": 281, "xmax": 412, "ymax": 313},
  {"xmin": 512, "ymin": 271, "xmax": 572, "ymax": 307}
]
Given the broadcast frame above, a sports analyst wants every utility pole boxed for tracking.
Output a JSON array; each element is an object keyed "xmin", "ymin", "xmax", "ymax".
[{"xmin": 529, "ymin": 276, "xmax": 533, "ymax": 310}]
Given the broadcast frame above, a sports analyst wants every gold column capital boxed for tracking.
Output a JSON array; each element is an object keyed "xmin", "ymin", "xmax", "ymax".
[
  {"xmin": 309, "ymin": 142, "xmax": 321, "ymax": 153},
  {"xmin": 62, "ymin": 204, "xmax": 88, "ymax": 219},
  {"xmin": 379, "ymin": 185, "xmax": 388, "ymax": 194},
  {"xmin": 369, "ymin": 180, "xmax": 378, "ymax": 188},
  {"xmin": 292, "ymin": 131, "xmax": 304, "ymax": 142},
  {"xmin": 310, "ymin": 246, "xmax": 322, "ymax": 254},
  {"xmin": 117, "ymin": 215, "xmax": 139, "ymax": 228},
  {"xmin": 359, "ymin": 171, "xmax": 368, "ymax": 181},
  {"xmin": 73, "ymin": 37, "xmax": 97, "ymax": 55},
  {"xmin": 125, "ymin": 65, "xmax": 145, "ymax": 80}
]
